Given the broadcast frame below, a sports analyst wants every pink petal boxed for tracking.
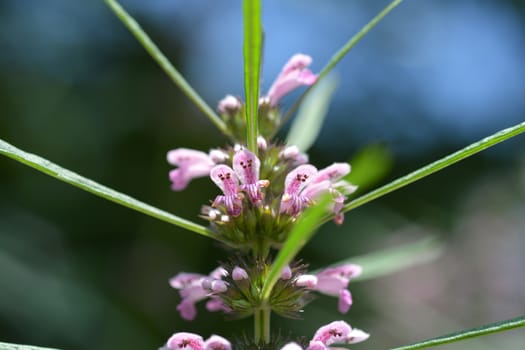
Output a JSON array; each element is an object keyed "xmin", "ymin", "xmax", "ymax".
[
  {"xmin": 347, "ymin": 329, "xmax": 370, "ymax": 344},
  {"xmin": 167, "ymin": 332, "xmax": 204, "ymax": 350},
  {"xmin": 176, "ymin": 299, "xmax": 198, "ymax": 321},
  {"xmin": 233, "ymin": 149, "xmax": 261, "ymax": 185},
  {"xmin": 338, "ymin": 289, "xmax": 352, "ymax": 314},
  {"xmin": 280, "ymin": 265, "xmax": 293, "ymax": 280},
  {"xmin": 313, "ymin": 163, "xmax": 351, "ymax": 184},
  {"xmin": 283, "ymin": 164, "xmax": 317, "ymax": 196},
  {"xmin": 232, "ymin": 266, "xmax": 249, "ymax": 281},
  {"xmin": 210, "ymin": 165, "xmax": 240, "ymax": 196},
  {"xmin": 204, "ymin": 335, "xmax": 232, "ymax": 350},
  {"xmin": 295, "ymin": 274, "xmax": 318, "ymax": 289},
  {"xmin": 167, "ymin": 148, "xmax": 213, "ymax": 166},
  {"xmin": 266, "ymin": 54, "xmax": 318, "ymax": 106},
  {"xmin": 311, "ymin": 321, "xmax": 352, "ymax": 346}
]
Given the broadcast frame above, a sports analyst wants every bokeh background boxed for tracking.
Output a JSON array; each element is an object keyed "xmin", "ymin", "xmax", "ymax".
[{"xmin": 1, "ymin": 0, "xmax": 525, "ymax": 349}]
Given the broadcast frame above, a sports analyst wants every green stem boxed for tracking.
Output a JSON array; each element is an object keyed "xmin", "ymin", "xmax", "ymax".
[
  {"xmin": 0, "ymin": 138, "xmax": 224, "ymax": 243},
  {"xmin": 254, "ymin": 306, "xmax": 271, "ymax": 344},
  {"xmin": 104, "ymin": 0, "xmax": 231, "ymax": 138},
  {"xmin": 278, "ymin": 0, "xmax": 404, "ymax": 132},
  {"xmin": 390, "ymin": 314, "xmax": 525, "ymax": 350},
  {"xmin": 321, "ymin": 121, "xmax": 525, "ymax": 224}
]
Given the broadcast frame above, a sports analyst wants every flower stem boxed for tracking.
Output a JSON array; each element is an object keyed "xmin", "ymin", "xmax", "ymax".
[{"xmin": 254, "ymin": 306, "xmax": 271, "ymax": 344}]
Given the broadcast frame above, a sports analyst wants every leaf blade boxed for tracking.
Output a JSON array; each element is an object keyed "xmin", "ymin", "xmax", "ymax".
[
  {"xmin": 104, "ymin": 0, "xmax": 230, "ymax": 137},
  {"xmin": 261, "ymin": 195, "xmax": 331, "ymax": 301},
  {"xmin": 0, "ymin": 342, "xmax": 59, "ymax": 350},
  {"xmin": 0, "ymin": 139, "xmax": 219, "ymax": 242},
  {"xmin": 286, "ymin": 74, "xmax": 338, "ymax": 152},
  {"xmin": 390, "ymin": 315, "xmax": 525, "ymax": 350},
  {"xmin": 243, "ymin": 0, "xmax": 263, "ymax": 153}
]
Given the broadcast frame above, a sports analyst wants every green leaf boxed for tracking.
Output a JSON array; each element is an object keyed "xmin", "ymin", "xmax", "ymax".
[
  {"xmin": 0, "ymin": 138, "xmax": 221, "ymax": 243},
  {"xmin": 281, "ymin": 0, "xmax": 404, "ymax": 127},
  {"xmin": 318, "ymin": 121, "xmax": 525, "ymax": 225},
  {"xmin": 261, "ymin": 195, "xmax": 331, "ymax": 301},
  {"xmin": 345, "ymin": 144, "xmax": 393, "ymax": 192},
  {"xmin": 104, "ymin": 0, "xmax": 230, "ymax": 138},
  {"xmin": 317, "ymin": 236, "xmax": 444, "ymax": 282},
  {"xmin": 243, "ymin": 0, "xmax": 263, "ymax": 153},
  {"xmin": 390, "ymin": 314, "xmax": 525, "ymax": 350},
  {"xmin": 0, "ymin": 342, "xmax": 59, "ymax": 350},
  {"xmin": 286, "ymin": 74, "xmax": 338, "ymax": 152}
]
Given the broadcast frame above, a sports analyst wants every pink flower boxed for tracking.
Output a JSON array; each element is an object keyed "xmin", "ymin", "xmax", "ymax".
[
  {"xmin": 313, "ymin": 264, "xmax": 362, "ymax": 314},
  {"xmin": 167, "ymin": 332, "xmax": 204, "ymax": 350},
  {"xmin": 203, "ymin": 335, "xmax": 232, "ymax": 350},
  {"xmin": 266, "ymin": 54, "xmax": 318, "ymax": 106},
  {"xmin": 303, "ymin": 163, "xmax": 356, "ymax": 225},
  {"xmin": 169, "ymin": 267, "xmax": 228, "ymax": 320},
  {"xmin": 167, "ymin": 148, "xmax": 215, "ymax": 190},
  {"xmin": 311, "ymin": 321, "xmax": 352, "ymax": 346},
  {"xmin": 165, "ymin": 333, "xmax": 233, "ymax": 350},
  {"xmin": 279, "ymin": 164, "xmax": 318, "ymax": 216},
  {"xmin": 210, "ymin": 165, "xmax": 244, "ymax": 216},
  {"xmin": 279, "ymin": 320, "xmax": 369, "ymax": 350},
  {"xmin": 232, "ymin": 149, "xmax": 269, "ymax": 205},
  {"xmin": 280, "ymin": 162, "xmax": 356, "ymax": 224}
]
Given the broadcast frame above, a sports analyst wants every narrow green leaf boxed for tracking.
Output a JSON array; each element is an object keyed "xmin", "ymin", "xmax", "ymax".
[
  {"xmin": 281, "ymin": 0, "xmax": 404, "ymax": 127},
  {"xmin": 104, "ymin": 0, "xmax": 230, "ymax": 138},
  {"xmin": 319, "ymin": 121, "xmax": 525, "ymax": 225},
  {"xmin": 243, "ymin": 0, "xmax": 263, "ymax": 153},
  {"xmin": 286, "ymin": 74, "xmax": 338, "ymax": 152},
  {"xmin": 342, "ymin": 121, "xmax": 525, "ymax": 214},
  {"xmin": 315, "ymin": 236, "xmax": 444, "ymax": 282},
  {"xmin": 261, "ymin": 195, "xmax": 331, "ymax": 301},
  {"xmin": 0, "ymin": 139, "xmax": 220, "ymax": 242},
  {"xmin": 390, "ymin": 314, "xmax": 525, "ymax": 350},
  {"xmin": 345, "ymin": 144, "xmax": 393, "ymax": 192},
  {"xmin": 0, "ymin": 342, "xmax": 59, "ymax": 350}
]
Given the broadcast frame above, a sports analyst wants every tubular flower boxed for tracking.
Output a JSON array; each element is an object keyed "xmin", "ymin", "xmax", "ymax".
[
  {"xmin": 232, "ymin": 149, "xmax": 269, "ymax": 205},
  {"xmin": 266, "ymin": 54, "xmax": 318, "ymax": 106},
  {"xmin": 168, "ymin": 148, "xmax": 226, "ymax": 190},
  {"xmin": 279, "ymin": 164, "xmax": 318, "ymax": 216},
  {"xmin": 313, "ymin": 264, "xmax": 362, "ymax": 314},
  {"xmin": 169, "ymin": 267, "xmax": 229, "ymax": 321},
  {"xmin": 279, "ymin": 320, "xmax": 369, "ymax": 350},
  {"xmin": 166, "ymin": 332, "xmax": 204, "ymax": 350},
  {"xmin": 203, "ymin": 335, "xmax": 232, "ymax": 350},
  {"xmin": 280, "ymin": 162, "xmax": 356, "ymax": 224},
  {"xmin": 210, "ymin": 165, "xmax": 245, "ymax": 216}
]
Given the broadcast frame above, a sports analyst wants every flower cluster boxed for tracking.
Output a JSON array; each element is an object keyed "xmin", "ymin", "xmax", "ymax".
[
  {"xmin": 164, "ymin": 54, "xmax": 368, "ymax": 349},
  {"xmin": 163, "ymin": 320, "xmax": 369, "ymax": 350}
]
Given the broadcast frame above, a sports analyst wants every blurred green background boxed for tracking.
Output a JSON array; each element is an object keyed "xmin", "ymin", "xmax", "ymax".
[{"xmin": 1, "ymin": 0, "xmax": 524, "ymax": 349}]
